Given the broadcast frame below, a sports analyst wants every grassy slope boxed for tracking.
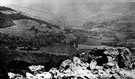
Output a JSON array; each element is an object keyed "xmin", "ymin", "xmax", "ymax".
[{"xmin": 0, "ymin": 6, "xmax": 64, "ymax": 39}]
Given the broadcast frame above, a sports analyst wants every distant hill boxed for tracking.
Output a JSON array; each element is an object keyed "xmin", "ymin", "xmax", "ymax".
[
  {"xmin": 81, "ymin": 4, "xmax": 135, "ymax": 48},
  {"xmin": 1, "ymin": 5, "xmax": 135, "ymax": 48},
  {"xmin": 0, "ymin": 6, "xmax": 62, "ymax": 37},
  {"xmin": 0, "ymin": 6, "xmax": 87, "ymax": 46}
]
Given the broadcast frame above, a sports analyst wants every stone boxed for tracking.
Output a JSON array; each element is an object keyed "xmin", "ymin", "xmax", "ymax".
[
  {"xmin": 8, "ymin": 72, "xmax": 16, "ymax": 79},
  {"xmin": 90, "ymin": 60, "xmax": 97, "ymax": 70},
  {"xmin": 8, "ymin": 72, "xmax": 24, "ymax": 79},
  {"xmin": 26, "ymin": 72, "xmax": 36, "ymax": 79},
  {"xmin": 49, "ymin": 67, "xmax": 59, "ymax": 78},
  {"xmin": 60, "ymin": 59, "xmax": 72, "ymax": 68},
  {"xmin": 28, "ymin": 65, "xmax": 44, "ymax": 72},
  {"xmin": 36, "ymin": 72, "xmax": 52, "ymax": 79},
  {"xmin": 73, "ymin": 57, "xmax": 82, "ymax": 65}
]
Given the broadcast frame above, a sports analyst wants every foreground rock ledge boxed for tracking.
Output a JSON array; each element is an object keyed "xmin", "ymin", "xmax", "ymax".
[{"xmin": 8, "ymin": 47, "xmax": 135, "ymax": 79}]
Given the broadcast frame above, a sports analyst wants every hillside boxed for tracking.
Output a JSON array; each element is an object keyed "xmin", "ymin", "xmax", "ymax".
[
  {"xmin": 79, "ymin": 3, "xmax": 135, "ymax": 49},
  {"xmin": 0, "ymin": 6, "xmax": 62, "ymax": 37}
]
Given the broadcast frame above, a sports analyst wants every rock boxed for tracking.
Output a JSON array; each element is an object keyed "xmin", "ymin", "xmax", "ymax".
[
  {"xmin": 59, "ymin": 59, "xmax": 73, "ymax": 72},
  {"xmin": 26, "ymin": 72, "xmax": 35, "ymax": 79},
  {"xmin": 36, "ymin": 72, "xmax": 52, "ymax": 79},
  {"xmin": 73, "ymin": 57, "xmax": 82, "ymax": 65},
  {"xmin": 60, "ymin": 59, "xmax": 72, "ymax": 67},
  {"xmin": 118, "ymin": 69, "xmax": 135, "ymax": 79},
  {"xmin": 90, "ymin": 60, "xmax": 97, "ymax": 70},
  {"xmin": 8, "ymin": 72, "xmax": 16, "ymax": 79},
  {"xmin": 14, "ymin": 75, "xmax": 25, "ymax": 79},
  {"xmin": 28, "ymin": 65, "xmax": 44, "ymax": 72},
  {"xmin": 26, "ymin": 72, "xmax": 52, "ymax": 79},
  {"xmin": 79, "ymin": 47, "xmax": 133, "ymax": 69},
  {"xmin": 95, "ymin": 66, "xmax": 103, "ymax": 70},
  {"xmin": 49, "ymin": 67, "xmax": 58, "ymax": 74},
  {"xmin": 8, "ymin": 72, "xmax": 24, "ymax": 79},
  {"xmin": 49, "ymin": 67, "xmax": 59, "ymax": 78},
  {"xmin": 7, "ymin": 47, "xmax": 135, "ymax": 79}
]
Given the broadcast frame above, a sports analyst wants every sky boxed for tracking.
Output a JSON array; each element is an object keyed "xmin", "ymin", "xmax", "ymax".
[
  {"xmin": 1, "ymin": 0, "xmax": 135, "ymax": 5},
  {"xmin": 0, "ymin": 0, "xmax": 135, "ymax": 27}
]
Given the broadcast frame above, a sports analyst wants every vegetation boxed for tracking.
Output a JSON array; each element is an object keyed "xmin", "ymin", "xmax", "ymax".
[
  {"xmin": 33, "ymin": 32, "xmax": 65, "ymax": 46},
  {"xmin": 0, "ymin": 12, "xmax": 15, "ymax": 28}
]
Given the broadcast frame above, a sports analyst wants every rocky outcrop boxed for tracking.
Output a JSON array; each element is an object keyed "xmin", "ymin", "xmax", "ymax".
[
  {"xmin": 7, "ymin": 47, "xmax": 135, "ymax": 79},
  {"xmin": 78, "ymin": 47, "xmax": 132, "ymax": 69}
]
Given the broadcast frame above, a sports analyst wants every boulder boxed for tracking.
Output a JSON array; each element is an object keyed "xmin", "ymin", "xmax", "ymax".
[
  {"xmin": 36, "ymin": 72, "xmax": 52, "ymax": 79},
  {"xmin": 8, "ymin": 72, "xmax": 24, "ymax": 79},
  {"xmin": 90, "ymin": 60, "xmax": 97, "ymax": 70},
  {"xmin": 78, "ymin": 47, "xmax": 133, "ymax": 69}
]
